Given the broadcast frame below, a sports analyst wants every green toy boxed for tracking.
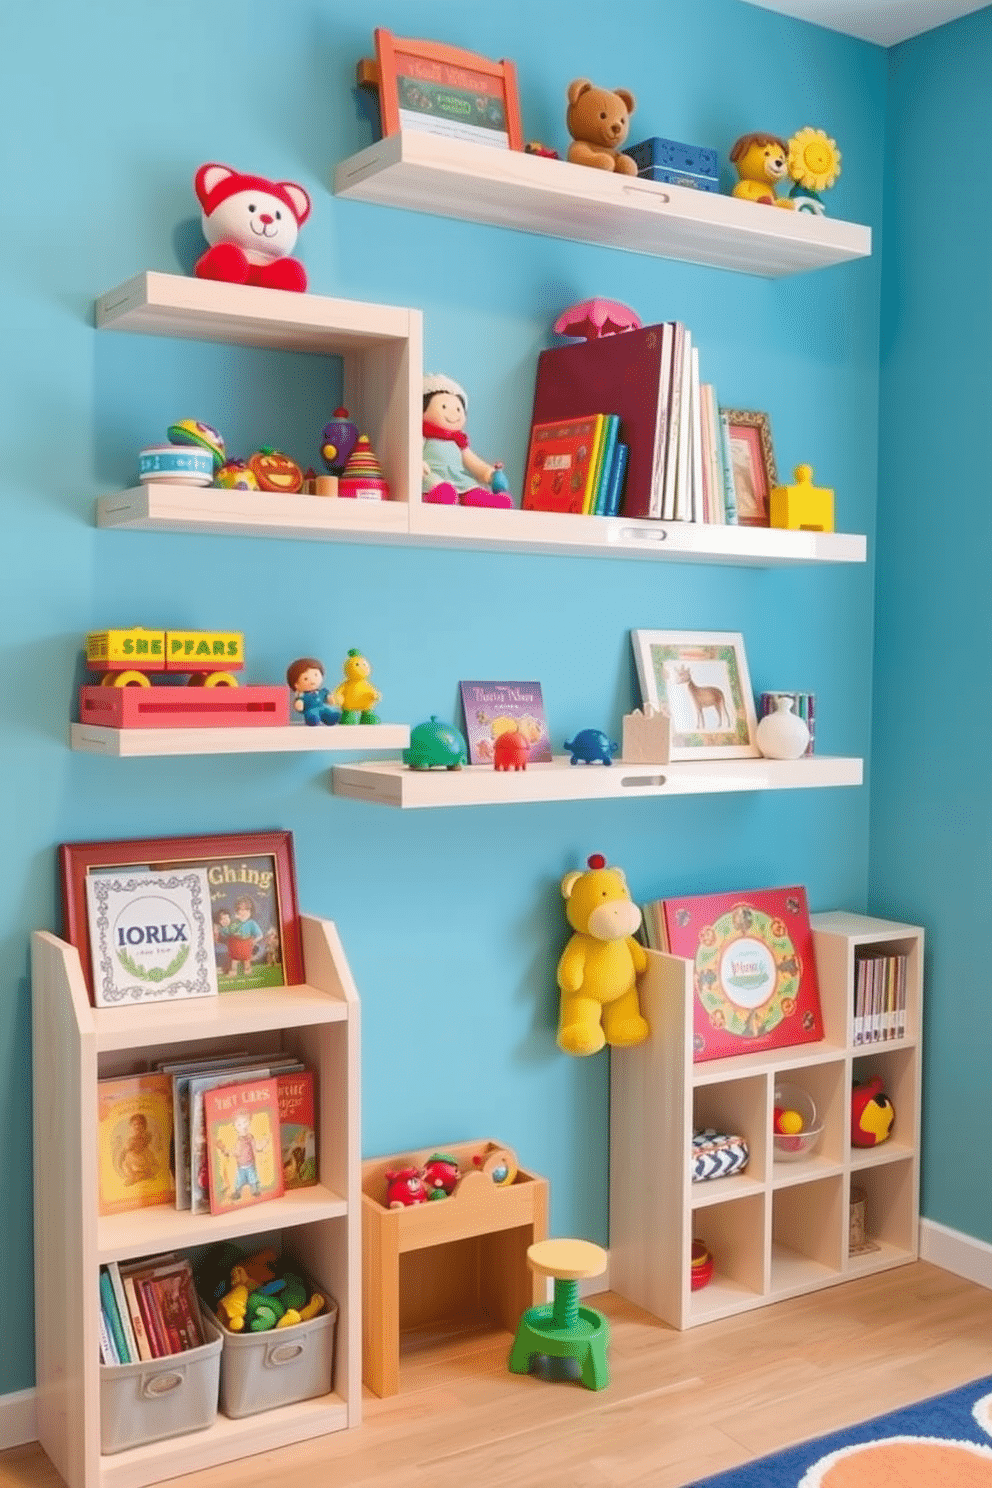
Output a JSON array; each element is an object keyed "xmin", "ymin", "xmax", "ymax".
[{"xmin": 508, "ymin": 1239, "xmax": 610, "ymax": 1391}]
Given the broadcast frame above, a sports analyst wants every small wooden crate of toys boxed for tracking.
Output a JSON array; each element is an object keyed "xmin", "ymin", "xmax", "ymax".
[{"xmin": 195, "ymin": 1243, "xmax": 337, "ymax": 1418}]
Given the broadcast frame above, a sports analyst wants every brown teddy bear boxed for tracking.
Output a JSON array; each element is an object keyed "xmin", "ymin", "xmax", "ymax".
[{"xmin": 565, "ymin": 79, "xmax": 637, "ymax": 174}]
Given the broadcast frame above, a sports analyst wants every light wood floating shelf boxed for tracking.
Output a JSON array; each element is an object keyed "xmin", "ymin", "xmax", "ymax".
[
  {"xmin": 333, "ymin": 132, "xmax": 872, "ymax": 278},
  {"xmin": 97, "ymin": 483, "xmax": 866, "ymax": 567},
  {"xmin": 70, "ymin": 721, "xmax": 410, "ymax": 757},
  {"xmin": 331, "ymin": 754, "xmax": 863, "ymax": 809}
]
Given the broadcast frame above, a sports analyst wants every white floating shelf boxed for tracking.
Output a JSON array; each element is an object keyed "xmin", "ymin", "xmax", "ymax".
[
  {"xmin": 71, "ymin": 722, "xmax": 409, "ymax": 757},
  {"xmin": 97, "ymin": 482, "xmax": 866, "ymax": 567},
  {"xmin": 333, "ymin": 133, "xmax": 871, "ymax": 278},
  {"xmin": 331, "ymin": 754, "xmax": 864, "ymax": 809}
]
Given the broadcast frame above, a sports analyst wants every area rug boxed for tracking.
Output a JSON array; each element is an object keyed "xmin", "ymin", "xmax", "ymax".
[{"xmin": 688, "ymin": 1373, "xmax": 992, "ymax": 1485}]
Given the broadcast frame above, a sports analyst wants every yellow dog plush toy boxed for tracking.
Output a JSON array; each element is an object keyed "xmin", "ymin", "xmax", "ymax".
[{"xmin": 556, "ymin": 854, "xmax": 650, "ymax": 1056}]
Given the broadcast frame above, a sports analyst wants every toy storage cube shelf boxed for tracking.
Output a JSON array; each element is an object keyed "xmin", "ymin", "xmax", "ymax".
[
  {"xmin": 361, "ymin": 1140, "xmax": 548, "ymax": 1398},
  {"xmin": 92, "ymin": 273, "xmax": 866, "ymax": 569},
  {"xmin": 31, "ymin": 914, "xmax": 362, "ymax": 1488},
  {"xmin": 333, "ymin": 132, "xmax": 872, "ymax": 278},
  {"xmin": 609, "ymin": 912, "xmax": 923, "ymax": 1329}
]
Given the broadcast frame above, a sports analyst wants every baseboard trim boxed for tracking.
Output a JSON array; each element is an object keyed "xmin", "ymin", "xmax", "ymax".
[
  {"xmin": 920, "ymin": 1217, "xmax": 992, "ymax": 1288},
  {"xmin": 0, "ymin": 1387, "xmax": 37, "ymax": 1450}
]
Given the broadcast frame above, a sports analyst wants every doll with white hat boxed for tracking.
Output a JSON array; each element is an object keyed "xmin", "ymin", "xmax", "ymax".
[{"xmin": 422, "ymin": 374, "xmax": 513, "ymax": 508}]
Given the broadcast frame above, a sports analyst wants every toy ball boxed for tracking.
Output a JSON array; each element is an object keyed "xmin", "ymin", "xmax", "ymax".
[
  {"xmin": 774, "ymin": 1107, "xmax": 804, "ymax": 1135},
  {"xmin": 215, "ymin": 458, "xmax": 259, "ymax": 491},
  {"xmin": 168, "ymin": 418, "xmax": 226, "ymax": 471},
  {"xmin": 851, "ymin": 1076, "xmax": 894, "ymax": 1147}
]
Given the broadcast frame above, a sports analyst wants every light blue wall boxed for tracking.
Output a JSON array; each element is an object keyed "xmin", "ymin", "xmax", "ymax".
[
  {"xmin": 2, "ymin": 0, "xmax": 886, "ymax": 1395},
  {"xmin": 872, "ymin": 10, "xmax": 992, "ymax": 1244}
]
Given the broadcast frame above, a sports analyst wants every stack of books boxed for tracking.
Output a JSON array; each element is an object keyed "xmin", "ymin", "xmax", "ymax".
[
  {"xmin": 525, "ymin": 321, "xmax": 738, "ymax": 525},
  {"xmin": 99, "ymin": 1254, "xmax": 205, "ymax": 1365},
  {"xmin": 854, "ymin": 952, "xmax": 908, "ymax": 1044}
]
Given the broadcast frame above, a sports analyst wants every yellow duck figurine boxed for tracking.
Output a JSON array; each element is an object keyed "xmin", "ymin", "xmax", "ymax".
[
  {"xmin": 729, "ymin": 132, "xmax": 796, "ymax": 208},
  {"xmin": 332, "ymin": 648, "xmax": 381, "ymax": 724},
  {"xmin": 216, "ymin": 1265, "xmax": 252, "ymax": 1331}
]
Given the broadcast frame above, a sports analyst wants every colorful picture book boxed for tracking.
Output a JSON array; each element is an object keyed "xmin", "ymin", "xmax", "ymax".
[
  {"xmin": 204, "ymin": 1076, "xmax": 284, "ymax": 1214},
  {"xmin": 522, "ymin": 415, "xmax": 602, "ymax": 514},
  {"xmin": 277, "ymin": 1068, "xmax": 318, "ymax": 1188},
  {"xmin": 644, "ymin": 885, "xmax": 824, "ymax": 1063},
  {"xmin": 186, "ymin": 1057, "xmax": 299, "ymax": 1214},
  {"xmin": 458, "ymin": 680, "xmax": 552, "ymax": 765},
  {"xmin": 97, "ymin": 1073, "xmax": 175, "ymax": 1215}
]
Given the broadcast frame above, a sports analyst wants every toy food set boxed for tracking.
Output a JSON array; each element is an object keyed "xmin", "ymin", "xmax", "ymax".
[
  {"xmin": 196, "ymin": 1244, "xmax": 337, "ymax": 1418},
  {"xmin": 626, "ymin": 136, "xmax": 719, "ymax": 192},
  {"xmin": 556, "ymin": 853, "xmax": 650, "ymax": 1056},
  {"xmin": 137, "ymin": 413, "xmax": 387, "ymax": 501},
  {"xmin": 78, "ymin": 628, "xmax": 290, "ymax": 729},
  {"xmin": 691, "ymin": 1128, "xmax": 750, "ymax": 1182}
]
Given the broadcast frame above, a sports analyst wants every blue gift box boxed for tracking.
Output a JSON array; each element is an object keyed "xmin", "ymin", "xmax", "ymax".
[{"xmin": 627, "ymin": 136, "xmax": 720, "ymax": 191}]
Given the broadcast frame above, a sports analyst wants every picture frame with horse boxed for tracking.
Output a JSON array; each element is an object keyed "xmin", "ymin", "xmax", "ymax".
[{"xmin": 630, "ymin": 630, "xmax": 760, "ymax": 760}]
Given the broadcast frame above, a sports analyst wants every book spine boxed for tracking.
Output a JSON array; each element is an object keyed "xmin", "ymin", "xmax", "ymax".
[
  {"xmin": 106, "ymin": 1260, "xmax": 139, "ymax": 1361},
  {"xmin": 122, "ymin": 1274, "xmax": 153, "ymax": 1360},
  {"xmin": 137, "ymin": 1277, "xmax": 169, "ymax": 1356},
  {"xmin": 660, "ymin": 325, "xmax": 685, "ymax": 521},
  {"xmin": 673, "ymin": 330, "xmax": 693, "ymax": 521},
  {"xmin": 98, "ymin": 1302, "xmax": 116, "ymax": 1365},
  {"xmin": 99, "ymin": 1269, "xmax": 130, "ymax": 1364},
  {"xmin": 718, "ymin": 411, "xmax": 739, "ymax": 524},
  {"xmin": 606, "ymin": 443, "xmax": 630, "ymax": 517},
  {"xmin": 688, "ymin": 346, "xmax": 703, "ymax": 523}
]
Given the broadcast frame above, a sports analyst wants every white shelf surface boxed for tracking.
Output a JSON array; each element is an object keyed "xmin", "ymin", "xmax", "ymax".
[
  {"xmin": 90, "ymin": 982, "xmax": 349, "ymax": 1054},
  {"xmin": 95, "ymin": 270, "xmax": 418, "ymax": 352},
  {"xmin": 333, "ymin": 132, "xmax": 872, "ymax": 278},
  {"xmin": 71, "ymin": 720, "xmax": 409, "ymax": 757},
  {"xmin": 97, "ymin": 483, "xmax": 866, "ymax": 565},
  {"xmin": 331, "ymin": 754, "xmax": 863, "ymax": 809}
]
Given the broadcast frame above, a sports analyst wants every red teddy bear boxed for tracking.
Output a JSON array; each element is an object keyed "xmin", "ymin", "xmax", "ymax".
[{"xmin": 194, "ymin": 162, "xmax": 311, "ymax": 292}]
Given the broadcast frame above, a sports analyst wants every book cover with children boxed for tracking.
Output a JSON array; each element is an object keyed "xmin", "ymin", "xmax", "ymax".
[
  {"xmin": 277, "ymin": 1068, "xmax": 318, "ymax": 1188},
  {"xmin": 458, "ymin": 681, "xmax": 552, "ymax": 765},
  {"xmin": 204, "ymin": 1077, "xmax": 283, "ymax": 1214},
  {"xmin": 97, "ymin": 1074, "xmax": 175, "ymax": 1215}
]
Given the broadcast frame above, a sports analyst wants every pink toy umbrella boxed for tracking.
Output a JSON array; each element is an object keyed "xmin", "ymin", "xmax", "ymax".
[{"xmin": 553, "ymin": 298, "xmax": 643, "ymax": 340}]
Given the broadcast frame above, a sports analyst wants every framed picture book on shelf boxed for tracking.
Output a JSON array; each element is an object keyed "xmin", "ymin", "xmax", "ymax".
[
  {"xmin": 84, "ymin": 865, "xmax": 218, "ymax": 1007},
  {"xmin": 59, "ymin": 829, "xmax": 304, "ymax": 1001},
  {"xmin": 644, "ymin": 884, "xmax": 824, "ymax": 1063},
  {"xmin": 458, "ymin": 680, "xmax": 552, "ymax": 765},
  {"xmin": 367, "ymin": 30, "xmax": 523, "ymax": 150},
  {"xmin": 631, "ymin": 630, "xmax": 759, "ymax": 760}
]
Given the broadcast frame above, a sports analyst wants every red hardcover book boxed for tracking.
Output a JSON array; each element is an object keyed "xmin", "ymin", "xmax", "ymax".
[
  {"xmin": 529, "ymin": 323, "xmax": 677, "ymax": 520},
  {"xmin": 277, "ymin": 1068, "xmax": 318, "ymax": 1189},
  {"xmin": 651, "ymin": 885, "xmax": 824, "ymax": 1063},
  {"xmin": 521, "ymin": 415, "xmax": 604, "ymax": 514}
]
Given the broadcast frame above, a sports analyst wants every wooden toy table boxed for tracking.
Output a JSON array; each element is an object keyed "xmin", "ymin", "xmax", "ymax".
[{"xmin": 361, "ymin": 1139, "xmax": 549, "ymax": 1397}]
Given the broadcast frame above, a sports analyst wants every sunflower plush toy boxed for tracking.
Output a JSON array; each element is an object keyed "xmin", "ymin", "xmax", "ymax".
[{"xmin": 787, "ymin": 127, "xmax": 842, "ymax": 214}]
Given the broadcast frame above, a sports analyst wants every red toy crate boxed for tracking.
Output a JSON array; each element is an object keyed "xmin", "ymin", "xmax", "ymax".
[{"xmin": 79, "ymin": 685, "xmax": 290, "ymax": 729}]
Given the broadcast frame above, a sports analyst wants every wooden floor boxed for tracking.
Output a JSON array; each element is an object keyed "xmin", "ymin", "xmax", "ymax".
[{"xmin": 3, "ymin": 1263, "xmax": 991, "ymax": 1488}]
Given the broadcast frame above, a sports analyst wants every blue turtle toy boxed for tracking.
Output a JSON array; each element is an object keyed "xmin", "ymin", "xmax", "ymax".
[{"xmin": 563, "ymin": 729, "xmax": 619, "ymax": 765}]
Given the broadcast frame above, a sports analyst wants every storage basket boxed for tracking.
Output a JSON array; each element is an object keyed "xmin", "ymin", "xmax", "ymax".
[
  {"xmin": 99, "ymin": 1312, "xmax": 222, "ymax": 1454},
  {"xmin": 215, "ymin": 1279, "xmax": 338, "ymax": 1419}
]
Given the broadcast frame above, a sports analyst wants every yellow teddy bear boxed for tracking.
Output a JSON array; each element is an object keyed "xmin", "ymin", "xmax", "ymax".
[
  {"xmin": 556, "ymin": 854, "xmax": 650, "ymax": 1056},
  {"xmin": 729, "ymin": 132, "xmax": 796, "ymax": 208}
]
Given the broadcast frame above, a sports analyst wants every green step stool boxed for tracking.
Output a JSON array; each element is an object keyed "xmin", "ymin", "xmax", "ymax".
[{"xmin": 508, "ymin": 1238, "xmax": 610, "ymax": 1390}]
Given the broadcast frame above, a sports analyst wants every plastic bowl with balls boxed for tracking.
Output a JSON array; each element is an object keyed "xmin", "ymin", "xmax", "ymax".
[{"xmin": 773, "ymin": 1081, "xmax": 822, "ymax": 1161}]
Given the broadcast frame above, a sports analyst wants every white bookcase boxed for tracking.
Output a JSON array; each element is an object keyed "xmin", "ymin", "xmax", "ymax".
[
  {"xmin": 31, "ymin": 915, "xmax": 362, "ymax": 1488},
  {"xmin": 609, "ymin": 912, "xmax": 923, "ymax": 1329}
]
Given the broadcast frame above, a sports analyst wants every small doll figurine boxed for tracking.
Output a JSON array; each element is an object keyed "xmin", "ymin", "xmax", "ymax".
[
  {"xmin": 286, "ymin": 657, "xmax": 341, "ymax": 726},
  {"xmin": 422, "ymin": 374, "xmax": 513, "ymax": 509}
]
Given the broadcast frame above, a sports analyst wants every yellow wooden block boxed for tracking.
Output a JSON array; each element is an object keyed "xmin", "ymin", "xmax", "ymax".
[
  {"xmin": 85, "ymin": 627, "xmax": 166, "ymax": 666},
  {"xmin": 165, "ymin": 629, "xmax": 244, "ymax": 670},
  {"xmin": 769, "ymin": 463, "xmax": 834, "ymax": 532}
]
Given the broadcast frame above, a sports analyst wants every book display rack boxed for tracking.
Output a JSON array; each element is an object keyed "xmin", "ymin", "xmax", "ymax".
[{"xmin": 609, "ymin": 913, "xmax": 923, "ymax": 1329}]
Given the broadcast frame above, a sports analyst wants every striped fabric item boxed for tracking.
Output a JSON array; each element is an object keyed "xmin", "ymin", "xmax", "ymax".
[{"xmin": 691, "ymin": 1128, "xmax": 750, "ymax": 1182}]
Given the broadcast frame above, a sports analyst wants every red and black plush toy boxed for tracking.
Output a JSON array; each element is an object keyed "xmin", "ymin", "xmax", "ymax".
[
  {"xmin": 851, "ymin": 1075, "xmax": 895, "ymax": 1147},
  {"xmin": 194, "ymin": 163, "xmax": 311, "ymax": 292}
]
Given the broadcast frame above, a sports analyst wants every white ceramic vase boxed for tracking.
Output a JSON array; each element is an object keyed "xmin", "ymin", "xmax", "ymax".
[{"xmin": 756, "ymin": 696, "xmax": 811, "ymax": 760}]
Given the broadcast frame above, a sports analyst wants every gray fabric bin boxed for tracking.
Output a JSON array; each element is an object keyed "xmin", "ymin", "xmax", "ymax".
[
  {"xmin": 216, "ymin": 1289, "xmax": 337, "ymax": 1418},
  {"xmin": 100, "ymin": 1313, "xmax": 222, "ymax": 1454}
]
